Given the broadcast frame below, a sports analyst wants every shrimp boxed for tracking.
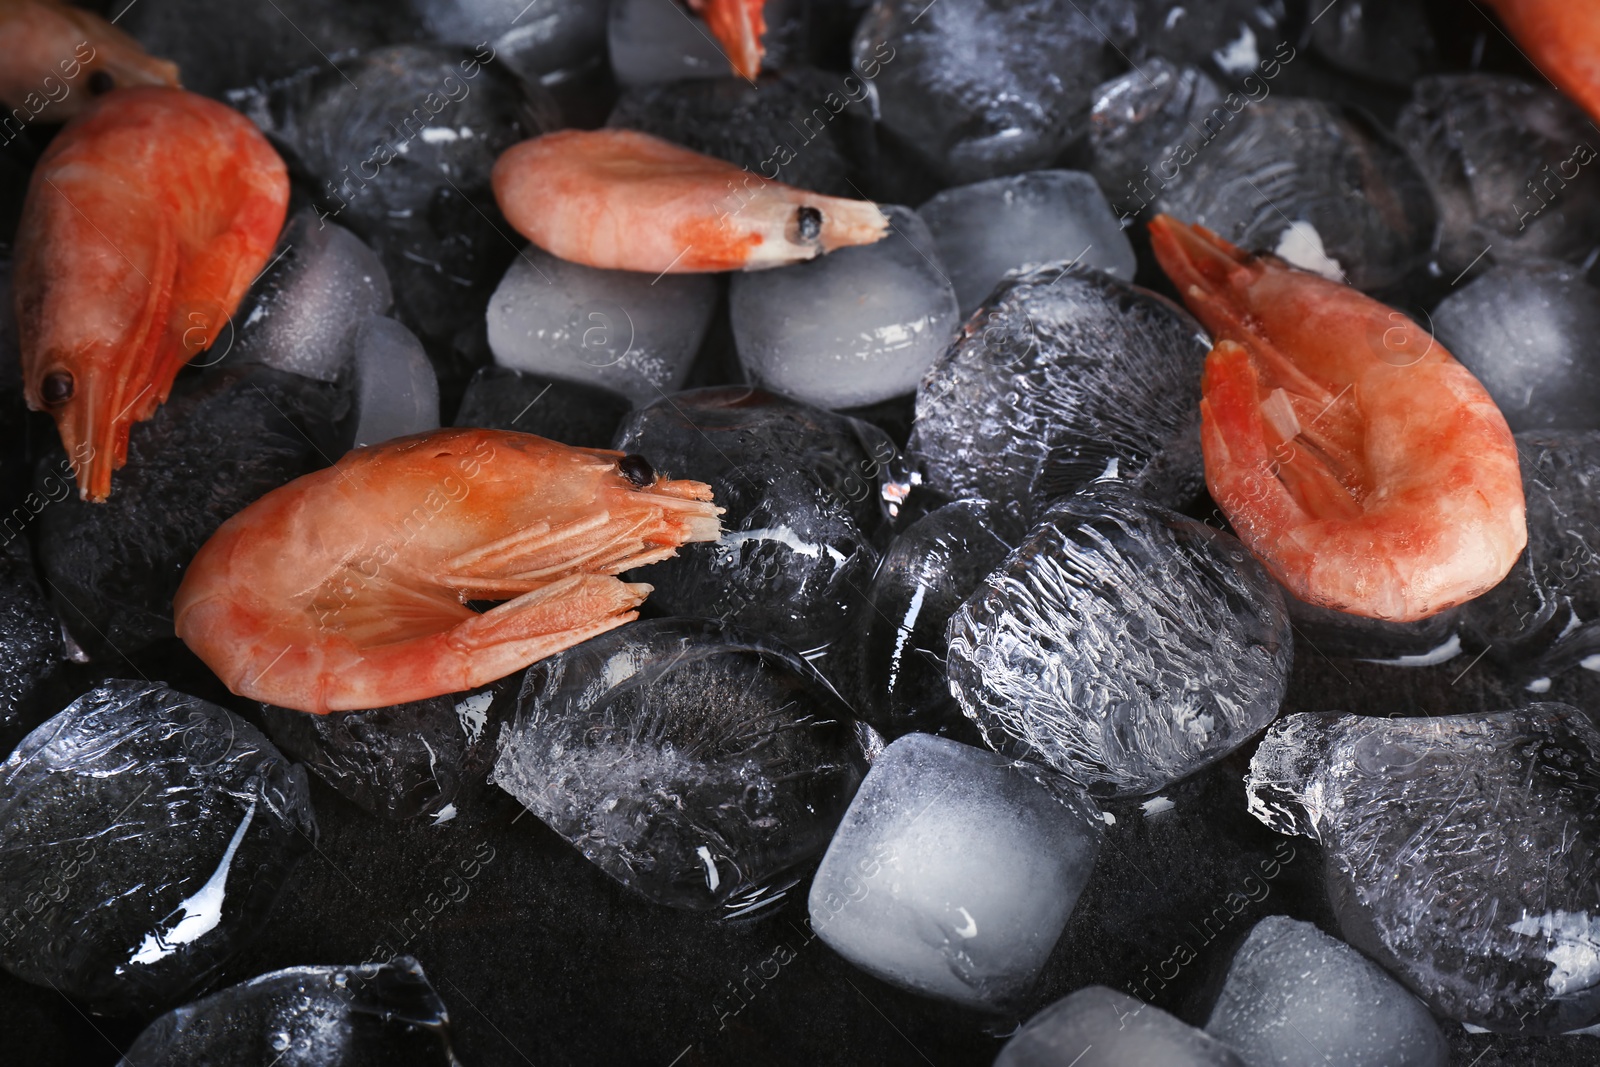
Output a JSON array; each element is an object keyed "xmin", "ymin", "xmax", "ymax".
[
  {"xmin": 1148, "ymin": 215, "xmax": 1526, "ymax": 622},
  {"xmin": 492, "ymin": 128, "xmax": 889, "ymax": 274},
  {"xmin": 14, "ymin": 86, "xmax": 288, "ymax": 502},
  {"xmin": 1481, "ymin": 0, "xmax": 1600, "ymax": 125},
  {"xmin": 0, "ymin": 0, "xmax": 178, "ymax": 121},
  {"xmin": 173, "ymin": 429, "xmax": 723, "ymax": 714},
  {"xmin": 687, "ymin": 0, "xmax": 766, "ymax": 80}
]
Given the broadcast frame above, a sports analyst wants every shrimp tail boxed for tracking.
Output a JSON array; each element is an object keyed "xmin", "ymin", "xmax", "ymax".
[
  {"xmin": 688, "ymin": 0, "xmax": 767, "ymax": 80},
  {"xmin": 1147, "ymin": 215, "xmax": 1257, "ymax": 340}
]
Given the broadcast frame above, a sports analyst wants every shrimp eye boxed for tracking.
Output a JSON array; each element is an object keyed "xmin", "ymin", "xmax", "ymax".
[
  {"xmin": 41, "ymin": 371, "xmax": 74, "ymax": 406},
  {"xmin": 88, "ymin": 71, "xmax": 115, "ymax": 96},
  {"xmin": 795, "ymin": 206, "xmax": 823, "ymax": 242},
  {"xmin": 618, "ymin": 454, "xmax": 655, "ymax": 487}
]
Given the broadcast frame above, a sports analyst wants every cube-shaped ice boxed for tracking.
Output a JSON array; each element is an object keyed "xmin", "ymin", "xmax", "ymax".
[
  {"xmin": 998, "ymin": 986, "xmax": 1244, "ymax": 1066},
  {"xmin": 807, "ymin": 733, "xmax": 1101, "ymax": 1009}
]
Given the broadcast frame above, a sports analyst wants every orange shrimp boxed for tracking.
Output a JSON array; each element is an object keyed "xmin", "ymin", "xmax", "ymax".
[
  {"xmin": 174, "ymin": 429, "xmax": 723, "ymax": 714},
  {"xmin": 1149, "ymin": 215, "xmax": 1526, "ymax": 622},
  {"xmin": 1480, "ymin": 0, "xmax": 1600, "ymax": 125},
  {"xmin": 0, "ymin": 0, "xmax": 178, "ymax": 121},
  {"xmin": 687, "ymin": 0, "xmax": 767, "ymax": 80},
  {"xmin": 492, "ymin": 128, "xmax": 888, "ymax": 274},
  {"xmin": 14, "ymin": 86, "xmax": 288, "ymax": 502}
]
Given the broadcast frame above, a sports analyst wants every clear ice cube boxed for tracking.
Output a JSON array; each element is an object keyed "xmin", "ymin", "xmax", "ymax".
[
  {"xmin": 492, "ymin": 619, "xmax": 876, "ymax": 915},
  {"xmin": 916, "ymin": 171, "xmax": 1136, "ymax": 316},
  {"xmin": 1089, "ymin": 59, "xmax": 1226, "ymax": 223},
  {"xmin": 348, "ymin": 316, "xmax": 440, "ymax": 449},
  {"xmin": 0, "ymin": 682, "xmax": 316, "ymax": 1014},
  {"xmin": 730, "ymin": 205, "xmax": 959, "ymax": 410},
  {"xmin": 1205, "ymin": 915, "xmax": 1449, "ymax": 1067},
  {"xmin": 1246, "ymin": 706, "xmax": 1600, "ymax": 1033},
  {"xmin": 947, "ymin": 483, "xmax": 1292, "ymax": 798},
  {"xmin": 410, "ymin": 0, "xmax": 607, "ymax": 85},
  {"xmin": 486, "ymin": 245, "xmax": 716, "ymax": 407},
  {"xmin": 997, "ymin": 986, "xmax": 1243, "ymax": 1066},
  {"xmin": 807, "ymin": 733, "xmax": 1102, "ymax": 1010}
]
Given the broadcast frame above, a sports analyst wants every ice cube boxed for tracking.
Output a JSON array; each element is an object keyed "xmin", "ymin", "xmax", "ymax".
[
  {"xmin": 852, "ymin": 0, "xmax": 1136, "ymax": 183},
  {"xmin": 410, "ymin": 0, "xmax": 607, "ymax": 85},
  {"xmin": 37, "ymin": 366, "xmax": 342, "ymax": 659},
  {"xmin": 808, "ymin": 733, "xmax": 1101, "ymax": 1009},
  {"xmin": 492, "ymin": 619, "xmax": 876, "ymax": 915},
  {"xmin": 225, "ymin": 209, "xmax": 393, "ymax": 384},
  {"xmin": 947, "ymin": 483, "xmax": 1292, "ymax": 797},
  {"xmin": 917, "ymin": 171, "xmax": 1137, "ymax": 316},
  {"xmin": 1246, "ymin": 706, "xmax": 1600, "ymax": 1033},
  {"xmin": 0, "ymin": 537, "xmax": 62, "ymax": 750},
  {"xmin": 0, "ymin": 682, "xmax": 315, "ymax": 1014},
  {"xmin": 909, "ymin": 265, "xmax": 1208, "ymax": 531},
  {"xmin": 347, "ymin": 316, "xmax": 441, "ymax": 449},
  {"xmin": 1397, "ymin": 75, "xmax": 1600, "ymax": 280},
  {"xmin": 453, "ymin": 365, "xmax": 630, "ymax": 448},
  {"xmin": 852, "ymin": 500, "xmax": 1011, "ymax": 739},
  {"xmin": 997, "ymin": 986, "xmax": 1243, "ymax": 1066},
  {"xmin": 486, "ymin": 246, "xmax": 716, "ymax": 407},
  {"xmin": 118, "ymin": 957, "xmax": 456, "ymax": 1066},
  {"xmin": 1308, "ymin": 0, "xmax": 1437, "ymax": 87},
  {"xmin": 1431, "ymin": 263, "xmax": 1600, "ymax": 433},
  {"xmin": 730, "ymin": 205, "xmax": 959, "ymax": 410},
  {"xmin": 1205, "ymin": 916, "xmax": 1448, "ymax": 1067},
  {"xmin": 1089, "ymin": 59, "xmax": 1227, "ymax": 223},
  {"xmin": 1155, "ymin": 99, "xmax": 1437, "ymax": 291}
]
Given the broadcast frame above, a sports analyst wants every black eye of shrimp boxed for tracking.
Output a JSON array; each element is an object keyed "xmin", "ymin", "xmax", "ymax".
[
  {"xmin": 619, "ymin": 454, "xmax": 655, "ymax": 487},
  {"xmin": 88, "ymin": 71, "xmax": 115, "ymax": 95},
  {"xmin": 795, "ymin": 206, "xmax": 823, "ymax": 242},
  {"xmin": 41, "ymin": 371, "xmax": 74, "ymax": 406}
]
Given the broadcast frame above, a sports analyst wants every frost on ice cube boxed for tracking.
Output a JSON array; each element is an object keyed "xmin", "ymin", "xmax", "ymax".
[
  {"xmin": 0, "ymin": 682, "xmax": 315, "ymax": 1014},
  {"xmin": 916, "ymin": 171, "xmax": 1136, "ymax": 316},
  {"xmin": 947, "ymin": 483, "xmax": 1292, "ymax": 798},
  {"xmin": 1205, "ymin": 915, "xmax": 1448, "ymax": 1067},
  {"xmin": 226, "ymin": 209, "xmax": 393, "ymax": 384},
  {"xmin": 1089, "ymin": 59, "xmax": 1225, "ymax": 221},
  {"xmin": 0, "ymin": 536, "xmax": 63, "ymax": 748},
  {"xmin": 1397, "ymin": 75, "xmax": 1600, "ymax": 280},
  {"xmin": 852, "ymin": 0, "xmax": 1136, "ymax": 183},
  {"xmin": 453, "ymin": 365, "xmax": 630, "ymax": 449},
  {"xmin": 1156, "ymin": 99, "xmax": 1438, "ymax": 291},
  {"xmin": 1431, "ymin": 264, "xmax": 1600, "ymax": 433},
  {"xmin": 613, "ymin": 387, "xmax": 891, "ymax": 677},
  {"xmin": 1246, "ymin": 707, "xmax": 1600, "ymax": 1033},
  {"xmin": 995, "ymin": 985, "xmax": 1242, "ymax": 1066},
  {"xmin": 486, "ymin": 246, "xmax": 716, "ymax": 407},
  {"xmin": 909, "ymin": 265, "xmax": 1208, "ymax": 531},
  {"xmin": 119, "ymin": 956, "xmax": 457, "ymax": 1066},
  {"xmin": 852, "ymin": 500, "xmax": 1011, "ymax": 739},
  {"xmin": 1459, "ymin": 432, "xmax": 1600, "ymax": 676},
  {"xmin": 808, "ymin": 733, "xmax": 1102, "ymax": 1010},
  {"xmin": 492, "ymin": 620, "xmax": 876, "ymax": 915},
  {"xmin": 731, "ymin": 205, "xmax": 959, "ymax": 410},
  {"xmin": 347, "ymin": 316, "xmax": 440, "ymax": 449}
]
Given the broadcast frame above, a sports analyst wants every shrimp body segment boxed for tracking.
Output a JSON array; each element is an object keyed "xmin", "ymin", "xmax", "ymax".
[
  {"xmin": 15, "ymin": 86, "xmax": 288, "ymax": 502},
  {"xmin": 492, "ymin": 129, "xmax": 889, "ymax": 274},
  {"xmin": 0, "ymin": 0, "xmax": 178, "ymax": 118},
  {"xmin": 687, "ymin": 0, "xmax": 767, "ymax": 80},
  {"xmin": 174, "ymin": 429, "xmax": 723, "ymax": 715},
  {"xmin": 1149, "ymin": 215, "xmax": 1526, "ymax": 622},
  {"xmin": 1481, "ymin": 0, "xmax": 1600, "ymax": 125}
]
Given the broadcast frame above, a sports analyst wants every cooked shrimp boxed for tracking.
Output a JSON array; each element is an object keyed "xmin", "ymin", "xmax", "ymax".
[
  {"xmin": 0, "ymin": 0, "xmax": 178, "ymax": 120},
  {"xmin": 687, "ymin": 0, "xmax": 766, "ymax": 80},
  {"xmin": 1481, "ymin": 0, "xmax": 1600, "ymax": 125},
  {"xmin": 15, "ymin": 86, "xmax": 288, "ymax": 502},
  {"xmin": 1148, "ymin": 215, "xmax": 1526, "ymax": 622},
  {"xmin": 492, "ymin": 129, "xmax": 889, "ymax": 274},
  {"xmin": 174, "ymin": 429, "xmax": 723, "ymax": 714}
]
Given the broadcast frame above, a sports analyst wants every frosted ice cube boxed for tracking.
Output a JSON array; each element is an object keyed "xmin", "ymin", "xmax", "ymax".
[
  {"xmin": 996, "ymin": 985, "xmax": 1243, "ymax": 1066},
  {"xmin": 1206, "ymin": 916, "xmax": 1448, "ymax": 1067},
  {"xmin": 1432, "ymin": 262, "xmax": 1600, "ymax": 433},
  {"xmin": 947, "ymin": 483, "xmax": 1292, "ymax": 798},
  {"xmin": 227, "ymin": 209, "xmax": 393, "ymax": 383},
  {"xmin": 917, "ymin": 171, "xmax": 1136, "ymax": 315},
  {"xmin": 807, "ymin": 733, "xmax": 1102, "ymax": 1009},
  {"xmin": 1246, "ymin": 707, "xmax": 1600, "ymax": 1033},
  {"xmin": 347, "ymin": 317, "xmax": 440, "ymax": 449},
  {"xmin": 487, "ymin": 246, "xmax": 716, "ymax": 407},
  {"xmin": 730, "ymin": 204, "xmax": 959, "ymax": 410}
]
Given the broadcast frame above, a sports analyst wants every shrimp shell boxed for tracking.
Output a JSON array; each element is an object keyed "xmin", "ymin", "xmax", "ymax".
[
  {"xmin": 492, "ymin": 128, "xmax": 889, "ymax": 274},
  {"xmin": 14, "ymin": 86, "xmax": 288, "ymax": 502},
  {"xmin": 686, "ymin": 0, "xmax": 767, "ymax": 80},
  {"xmin": 173, "ymin": 429, "xmax": 723, "ymax": 714},
  {"xmin": 1149, "ymin": 215, "xmax": 1526, "ymax": 622},
  {"xmin": 0, "ymin": 0, "xmax": 178, "ymax": 118}
]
